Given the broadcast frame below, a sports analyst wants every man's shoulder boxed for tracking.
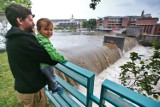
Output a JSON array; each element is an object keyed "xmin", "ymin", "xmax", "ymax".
[{"xmin": 6, "ymin": 27, "xmax": 35, "ymax": 39}]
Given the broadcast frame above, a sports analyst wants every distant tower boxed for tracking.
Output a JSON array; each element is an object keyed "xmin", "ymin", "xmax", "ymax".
[
  {"xmin": 71, "ymin": 14, "xmax": 74, "ymax": 19},
  {"xmin": 141, "ymin": 10, "xmax": 144, "ymax": 18},
  {"xmin": 70, "ymin": 14, "xmax": 75, "ymax": 22}
]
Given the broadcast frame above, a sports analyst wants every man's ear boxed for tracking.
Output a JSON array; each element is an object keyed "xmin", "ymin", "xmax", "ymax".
[{"xmin": 16, "ymin": 18, "xmax": 23, "ymax": 25}]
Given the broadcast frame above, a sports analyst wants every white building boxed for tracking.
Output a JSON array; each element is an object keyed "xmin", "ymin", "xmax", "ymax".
[{"xmin": 51, "ymin": 15, "xmax": 87, "ymax": 28}]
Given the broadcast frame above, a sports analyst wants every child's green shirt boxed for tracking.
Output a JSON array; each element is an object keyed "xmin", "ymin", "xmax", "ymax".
[{"xmin": 36, "ymin": 33, "xmax": 66, "ymax": 68}]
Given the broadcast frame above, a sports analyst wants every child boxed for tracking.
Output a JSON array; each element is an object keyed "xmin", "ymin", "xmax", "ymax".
[{"xmin": 36, "ymin": 18, "xmax": 66, "ymax": 93}]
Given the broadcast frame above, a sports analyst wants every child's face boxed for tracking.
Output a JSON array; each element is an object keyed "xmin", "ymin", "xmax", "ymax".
[{"xmin": 39, "ymin": 22, "xmax": 53, "ymax": 38}]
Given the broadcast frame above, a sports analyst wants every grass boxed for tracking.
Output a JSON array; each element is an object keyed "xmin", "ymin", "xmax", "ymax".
[
  {"xmin": 0, "ymin": 52, "xmax": 54, "ymax": 107},
  {"xmin": 0, "ymin": 52, "xmax": 22, "ymax": 107}
]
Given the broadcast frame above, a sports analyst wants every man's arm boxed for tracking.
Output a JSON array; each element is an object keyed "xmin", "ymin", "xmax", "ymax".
[{"xmin": 19, "ymin": 35, "xmax": 59, "ymax": 65}]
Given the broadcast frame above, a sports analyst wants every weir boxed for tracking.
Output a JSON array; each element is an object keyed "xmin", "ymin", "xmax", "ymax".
[
  {"xmin": 52, "ymin": 35, "xmax": 138, "ymax": 74},
  {"xmin": 52, "ymin": 35, "xmax": 138, "ymax": 87}
]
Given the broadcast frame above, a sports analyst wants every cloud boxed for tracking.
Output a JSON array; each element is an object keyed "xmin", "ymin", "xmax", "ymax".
[
  {"xmin": 113, "ymin": 0, "xmax": 160, "ymax": 17},
  {"xmin": 133, "ymin": 0, "xmax": 160, "ymax": 12},
  {"xmin": 117, "ymin": 2, "xmax": 133, "ymax": 7},
  {"xmin": 31, "ymin": 0, "xmax": 160, "ymax": 21},
  {"xmin": 136, "ymin": 0, "xmax": 160, "ymax": 7}
]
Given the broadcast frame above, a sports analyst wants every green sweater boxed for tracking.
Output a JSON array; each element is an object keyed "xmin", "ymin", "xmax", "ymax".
[{"xmin": 36, "ymin": 33, "xmax": 66, "ymax": 68}]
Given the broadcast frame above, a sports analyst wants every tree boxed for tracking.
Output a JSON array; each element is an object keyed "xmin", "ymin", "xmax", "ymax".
[
  {"xmin": 90, "ymin": 0, "xmax": 101, "ymax": 10},
  {"xmin": 0, "ymin": 0, "xmax": 32, "ymax": 12},
  {"xmin": 119, "ymin": 42, "xmax": 160, "ymax": 100},
  {"xmin": 82, "ymin": 19, "xmax": 96, "ymax": 30}
]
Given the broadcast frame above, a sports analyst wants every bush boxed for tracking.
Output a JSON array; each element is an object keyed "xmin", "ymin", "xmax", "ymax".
[{"xmin": 119, "ymin": 42, "xmax": 160, "ymax": 100}]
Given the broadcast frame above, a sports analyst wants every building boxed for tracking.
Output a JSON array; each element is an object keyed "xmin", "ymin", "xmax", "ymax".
[
  {"xmin": 51, "ymin": 15, "xmax": 87, "ymax": 28},
  {"xmin": 136, "ymin": 17, "xmax": 158, "ymax": 35},
  {"xmin": 106, "ymin": 16, "xmax": 122, "ymax": 28},
  {"xmin": 97, "ymin": 11, "xmax": 160, "ymax": 35},
  {"xmin": 97, "ymin": 16, "xmax": 122, "ymax": 28},
  {"xmin": 154, "ymin": 24, "xmax": 160, "ymax": 35},
  {"xmin": 97, "ymin": 16, "xmax": 141, "ymax": 29},
  {"xmin": 121, "ymin": 16, "xmax": 141, "ymax": 28}
]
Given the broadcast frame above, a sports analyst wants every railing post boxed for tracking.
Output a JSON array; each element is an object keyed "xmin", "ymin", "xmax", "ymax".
[
  {"xmin": 99, "ymin": 85, "xmax": 105, "ymax": 107},
  {"xmin": 86, "ymin": 74, "xmax": 95, "ymax": 107}
]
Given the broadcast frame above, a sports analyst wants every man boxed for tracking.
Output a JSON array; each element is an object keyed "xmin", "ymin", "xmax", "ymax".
[{"xmin": 5, "ymin": 3, "xmax": 58, "ymax": 107}]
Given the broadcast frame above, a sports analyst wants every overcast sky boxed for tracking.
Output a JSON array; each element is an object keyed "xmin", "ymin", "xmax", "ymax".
[{"xmin": 31, "ymin": 0, "xmax": 160, "ymax": 22}]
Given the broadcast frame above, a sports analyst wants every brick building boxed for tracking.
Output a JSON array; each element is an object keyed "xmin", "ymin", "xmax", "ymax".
[
  {"xmin": 97, "ymin": 16, "xmax": 141, "ymax": 28},
  {"xmin": 96, "ymin": 11, "xmax": 160, "ymax": 35},
  {"xmin": 154, "ymin": 24, "xmax": 160, "ymax": 35},
  {"xmin": 121, "ymin": 17, "xmax": 130, "ymax": 28},
  {"xmin": 101, "ymin": 16, "xmax": 122, "ymax": 28},
  {"xmin": 136, "ymin": 18, "xmax": 158, "ymax": 35}
]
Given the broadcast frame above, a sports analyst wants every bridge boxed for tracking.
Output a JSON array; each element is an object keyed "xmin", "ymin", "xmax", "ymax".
[{"xmin": 45, "ymin": 62, "xmax": 160, "ymax": 107}]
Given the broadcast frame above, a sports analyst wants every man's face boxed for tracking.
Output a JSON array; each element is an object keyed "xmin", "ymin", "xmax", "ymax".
[{"xmin": 21, "ymin": 15, "xmax": 35, "ymax": 33}]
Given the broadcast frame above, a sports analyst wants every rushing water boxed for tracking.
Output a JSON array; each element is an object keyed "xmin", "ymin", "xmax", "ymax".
[
  {"xmin": 49, "ymin": 32, "xmax": 138, "ymax": 87},
  {"xmin": 50, "ymin": 32, "xmax": 137, "ymax": 74}
]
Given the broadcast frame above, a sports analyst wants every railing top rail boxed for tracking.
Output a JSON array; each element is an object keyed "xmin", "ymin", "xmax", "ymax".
[
  {"xmin": 56, "ymin": 62, "xmax": 95, "ymax": 78},
  {"xmin": 102, "ymin": 79, "xmax": 160, "ymax": 107}
]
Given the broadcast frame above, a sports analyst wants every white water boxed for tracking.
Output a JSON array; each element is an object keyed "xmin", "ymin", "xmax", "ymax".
[{"xmin": 78, "ymin": 45, "xmax": 154, "ymax": 107}]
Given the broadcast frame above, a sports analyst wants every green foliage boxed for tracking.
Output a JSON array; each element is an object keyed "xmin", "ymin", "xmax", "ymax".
[
  {"xmin": 0, "ymin": 0, "xmax": 32, "ymax": 12},
  {"xmin": 90, "ymin": 0, "xmax": 101, "ymax": 10},
  {"xmin": 82, "ymin": 19, "xmax": 96, "ymax": 30},
  {"xmin": 119, "ymin": 43, "xmax": 160, "ymax": 100}
]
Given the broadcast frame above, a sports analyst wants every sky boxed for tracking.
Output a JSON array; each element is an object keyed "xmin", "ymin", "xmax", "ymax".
[{"xmin": 31, "ymin": 0, "xmax": 160, "ymax": 22}]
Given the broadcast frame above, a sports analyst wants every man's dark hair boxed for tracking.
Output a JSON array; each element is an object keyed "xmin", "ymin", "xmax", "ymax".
[{"xmin": 5, "ymin": 3, "xmax": 33, "ymax": 27}]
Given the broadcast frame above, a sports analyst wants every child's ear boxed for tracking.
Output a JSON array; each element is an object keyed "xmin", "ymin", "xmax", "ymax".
[{"xmin": 16, "ymin": 18, "xmax": 23, "ymax": 25}]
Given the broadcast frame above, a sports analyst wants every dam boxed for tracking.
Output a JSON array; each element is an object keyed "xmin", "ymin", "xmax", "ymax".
[
  {"xmin": 50, "ymin": 32, "xmax": 137, "ymax": 74},
  {"xmin": 50, "ymin": 32, "xmax": 138, "ymax": 87}
]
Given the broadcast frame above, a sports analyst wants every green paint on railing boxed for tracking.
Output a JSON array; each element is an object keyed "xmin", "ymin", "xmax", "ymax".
[
  {"xmin": 99, "ymin": 79, "xmax": 160, "ymax": 107},
  {"xmin": 45, "ymin": 62, "xmax": 160, "ymax": 107}
]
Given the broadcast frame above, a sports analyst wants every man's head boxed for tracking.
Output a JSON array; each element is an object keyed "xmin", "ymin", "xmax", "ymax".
[{"xmin": 5, "ymin": 3, "xmax": 35, "ymax": 32}]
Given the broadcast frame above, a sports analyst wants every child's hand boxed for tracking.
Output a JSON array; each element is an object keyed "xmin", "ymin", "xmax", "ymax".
[
  {"xmin": 61, "ymin": 60, "xmax": 67, "ymax": 63},
  {"xmin": 59, "ymin": 59, "xmax": 67, "ymax": 64}
]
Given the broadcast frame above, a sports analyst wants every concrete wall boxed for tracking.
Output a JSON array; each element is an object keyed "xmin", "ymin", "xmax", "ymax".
[
  {"xmin": 140, "ymin": 35, "xmax": 160, "ymax": 43},
  {"xmin": 104, "ymin": 36, "xmax": 125, "ymax": 50},
  {"xmin": 126, "ymin": 26, "xmax": 142, "ymax": 38}
]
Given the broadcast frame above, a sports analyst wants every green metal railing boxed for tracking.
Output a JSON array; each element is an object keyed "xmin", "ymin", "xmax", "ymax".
[{"xmin": 45, "ymin": 62, "xmax": 160, "ymax": 107}]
